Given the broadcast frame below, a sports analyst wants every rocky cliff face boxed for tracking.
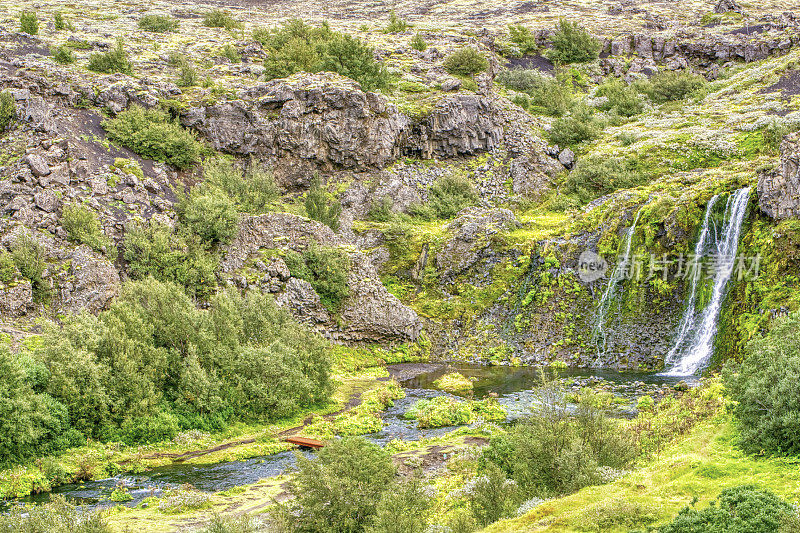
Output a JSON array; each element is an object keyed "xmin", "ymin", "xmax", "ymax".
[
  {"xmin": 222, "ymin": 213, "xmax": 422, "ymax": 344},
  {"xmin": 759, "ymin": 133, "xmax": 800, "ymax": 219}
]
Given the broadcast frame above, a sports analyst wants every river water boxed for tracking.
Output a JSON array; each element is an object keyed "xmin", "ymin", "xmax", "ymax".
[{"xmin": 5, "ymin": 363, "xmax": 685, "ymax": 510}]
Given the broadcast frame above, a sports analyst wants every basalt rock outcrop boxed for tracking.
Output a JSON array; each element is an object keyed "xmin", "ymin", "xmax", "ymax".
[
  {"xmin": 222, "ymin": 213, "xmax": 422, "ymax": 344},
  {"xmin": 758, "ymin": 132, "xmax": 800, "ymax": 219}
]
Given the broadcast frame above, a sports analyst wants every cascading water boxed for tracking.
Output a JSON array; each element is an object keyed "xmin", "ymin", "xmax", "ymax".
[
  {"xmin": 591, "ymin": 209, "xmax": 642, "ymax": 354},
  {"xmin": 661, "ymin": 187, "xmax": 751, "ymax": 376}
]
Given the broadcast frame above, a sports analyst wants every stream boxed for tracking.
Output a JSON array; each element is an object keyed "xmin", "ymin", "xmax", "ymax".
[{"xmin": 5, "ymin": 364, "xmax": 687, "ymax": 511}]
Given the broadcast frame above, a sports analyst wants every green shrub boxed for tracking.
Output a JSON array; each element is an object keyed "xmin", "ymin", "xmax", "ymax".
[
  {"xmin": 20, "ymin": 11, "xmax": 38, "ymax": 35},
  {"xmin": 53, "ymin": 12, "xmax": 72, "ymax": 32},
  {"xmin": 11, "ymin": 234, "xmax": 49, "ymax": 302},
  {"xmin": 87, "ymin": 38, "xmax": 133, "ymax": 75},
  {"xmin": 596, "ymin": 78, "xmax": 643, "ymax": 117},
  {"xmin": 443, "ymin": 47, "xmax": 489, "ymax": 77},
  {"xmin": 384, "ymin": 11, "xmax": 410, "ymax": 33},
  {"xmin": 547, "ymin": 19, "xmax": 600, "ymax": 64},
  {"xmin": 0, "ymin": 90, "xmax": 16, "ymax": 132},
  {"xmin": 497, "ymin": 68, "xmax": 572, "ymax": 116},
  {"xmin": 638, "ymin": 70, "xmax": 705, "ymax": 104},
  {"xmin": 34, "ymin": 278, "xmax": 331, "ymax": 443},
  {"xmin": 547, "ymin": 104, "xmax": 602, "ymax": 148},
  {"xmin": 0, "ymin": 251, "xmax": 18, "ymax": 283},
  {"xmin": 367, "ymin": 478, "xmax": 431, "ymax": 533},
  {"xmin": 507, "ymin": 24, "xmax": 539, "ymax": 56},
  {"xmin": 284, "ymin": 243, "xmax": 351, "ymax": 313},
  {"xmin": 123, "ymin": 221, "xmax": 219, "ymax": 299},
  {"xmin": 367, "ymin": 196, "xmax": 393, "ymax": 222},
  {"xmin": 564, "ymin": 155, "xmax": 649, "ymax": 204},
  {"xmin": 724, "ymin": 311, "xmax": 800, "ymax": 455},
  {"xmin": 176, "ymin": 61, "xmax": 199, "ymax": 87},
  {"xmin": 280, "ymin": 437, "xmax": 397, "ymax": 533},
  {"xmin": 649, "ymin": 485, "xmax": 800, "ymax": 533},
  {"xmin": 305, "ymin": 176, "xmax": 342, "ymax": 231},
  {"xmin": 411, "ymin": 33, "xmax": 427, "ymax": 52},
  {"xmin": 203, "ymin": 10, "xmax": 242, "ymax": 30},
  {"xmin": 482, "ymin": 378, "xmax": 636, "ymax": 497},
  {"xmin": 61, "ymin": 203, "xmax": 115, "ymax": 258},
  {"xmin": 138, "ymin": 14, "xmax": 179, "ymax": 33},
  {"xmin": 179, "ymin": 189, "xmax": 239, "ymax": 246},
  {"xmin": 52, "ymin": 45, "xmax": 76, "ymax": 65},
  {"xmin": 409, "ymin": 174, "xmax": 478, "ymax": 220},
  {"xmin": 220, "ymin": 44, "xmax": 241, "ymax": 63},
  {"xmin": 202, "ymin": 158, "xmax": 279, "ymax": 214},
  {"xmin": 102, "ymin": 105, "xmax": 202, "ymax": 169},
  {"xmin": 469, "ymin": 464, "xmax": 521, "ymax": 527},
  {"xmin": 405, "ymin": 396, "xmax": 473, "ymax": 428},
  {"xmin": 257, "ymin": 20, "xmax": 391, "ymax": 91},
  {"xmin": 0, "ymin": 494, "xmax": 111, "ymax": 532}
]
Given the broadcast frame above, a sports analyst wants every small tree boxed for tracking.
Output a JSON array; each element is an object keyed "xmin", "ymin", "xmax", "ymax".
[
  {"xmin": 87, "ymin": 38, "xmax": 133, "ymax": 75},
  {"xmin": 547, "ymin": 19, "xmax": 600, "ymax": 64},
  {"xmin": 138, "ymin": 14, "xmax": 179, "ymax": 33},
  {"xmin": 52, "ymin": 45, "xmax": 76, "ymax": 65},
  {"xmin": 282, "ymin": 437, "xmax": 397, "ymax": 532},
  {"xmin": 443, "ymin": 47, "xmax": 489, "ymax": 77},
  {"xmin": 411, "ymin": 33, "xmax": 427, "ymax": 52},
  {"xmin": 61, "ymin": 202, "xmax": 115, "ymax": 257},
  {"xmin": 384, "ymin": 10, "xmax": 410, "ymax": 33},
  {"xmin": 305, "ymin": 176, "xmax": 342, "ymax": 231},
  {"xmin": 0, "ymin": 91, "xmax": 16, "ymax": 132},
  {"xmin": 20, "ymin": 11, "xmax": 38, "ymax": 35}
]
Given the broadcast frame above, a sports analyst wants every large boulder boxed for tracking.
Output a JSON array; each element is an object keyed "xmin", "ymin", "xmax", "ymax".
[
  {"xmin": 758, "ymin": 133, "xmax": 800, "ymax": 219},
  {"xmin": 221, "ymin": 213, "xmax": 421, "ymax": 343},
  {"xmin": 58, "ymin": 247, "xmax": 121, "ymax": 314}
]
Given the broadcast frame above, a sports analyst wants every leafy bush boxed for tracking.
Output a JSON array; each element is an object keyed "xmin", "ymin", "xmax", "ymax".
[
  {"xmin": 443, "ymin": 47, "xmax": 489, "ymax": 77},
  {"xmin": 61, "ymin": 203, "xmax": 115, "ymax": 258},
  {"xmin": 280, "ymin": 437, "xmax": 397, "ymax": 533},
  {"xmin": 0, "ymin": 495, "xmax": 111, "ymax": 532},
  {"xmin": 256, "ymin": 20, "xmax": 391, "ymax": 91},
  {"xmin": 20, "ymin": 11, "xmax": 38, "ymax": 35},
  {"xmin": 102, "ymin": 105, "xmax": 202, "ymax": 169},
  {"xmin": 366, "ymin": 196, "xmax": 393, "ymax": 222},
  {"xmin": 178, "ymin": 189, "xmax": 239, "ymax": 246},
  {"xmin": 547, "ymin": 19, "xmax": 600, "ymax": 64},
  {"xmin": 87, "ymin": 38, "xmax": 133, "ymax": 75},
  {"xmin": 564, "ymin": 155, "xmax": 650, "ymax": 204},
  {"xmin": 596, "ymin": 78, "xmax": 643, "ymax": 117},
  {"xmin": 409, "ymin": 174, "xmax": 478, "ymax": 220},
  {"xmin": 220, "ymin": 44, "xmax": 241, "ymax": 63},
  {"xmin": 52, "ymin": 45, "xmax": 76, "ymax": 65},
  {"xmin": 138, "ymin": 14, "xmax": 179, "ymax": 33},
  {"xmin": 203, "ymin": 10, "xmax": 241, "ymax": 30},
  {"xmin": 648, "ymin": 485, "xmax": 800, "ymax": 533},
  {"xmin": 284, "ymin": 243, "xmax": 351, "ymax": 312},
  {"xmin": 469, "ymin": 464, "xmax": 521, "ymax": 527},
  {"xmin": 11, "ymin": 234, "xmax": 49, "ymax": 302},
  {"xmin": 508, "ymin": 24, "xmax": 539, "ymax": 56},
  {"xmin": 638, "ymin": 70, "xmax": 705, "ymax": 103},
  {"xmin": 384, "ymin": 11, "xmax": 410, "ymax": 33},
  {"xmin": 547, "ymin": 104, "xmax": 602, "ymax": 148},
  {"xmin": 405, "ymin": 397, "xmax": 473, "ymax": 428},
  {"xmin": 482, "ymin": 378, "xmax": 636, "ymax": 497},
  {"xmin": 305, "ymin": 176, "xmax": 342, "ymax": 231},
  {"xmin": 31, "ymin": 278, "xmax": 331, "ymax": 445},
  {"xmin": 202, "ymin": 158, "xmax": 279, "ymax": 214},
  {"xmin": 497, "ymin": 68, "xmax": 572, "ymax": 116},
  {"xmin": 176, "ymin": 61, "xmax": 199, "ymax": 87},
  {"xmin": 724, "ymin": 311, "xmax": 800, "ymax": 455},
  {"xmin": 367, "ymin": 478, "xmax": 431, "ymax": 533},
  {"xmin": 54, "ymin": 12, "xmax": 72, "ymax": 32},
  {"xmin": 0, "ymin": 90, "xmax": 16, "ymax": 132},
  {"xmin": 0, "ymin": 251, "xmax": 18, "ymax": 283},
  {"xmin": 411, "ymin": 33, "xmax": 427, "ymax": 52}
]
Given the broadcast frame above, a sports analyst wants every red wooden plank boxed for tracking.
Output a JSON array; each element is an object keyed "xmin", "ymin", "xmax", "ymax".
[{"xmin": 285, "ymin": 436, "xmax": 325, "ymax": 449}]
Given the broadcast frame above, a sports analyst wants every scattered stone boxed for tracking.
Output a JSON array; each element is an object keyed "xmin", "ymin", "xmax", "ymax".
[{"xmin": 25, "ymin": 154, "xmax": 51, "ymax": 177}]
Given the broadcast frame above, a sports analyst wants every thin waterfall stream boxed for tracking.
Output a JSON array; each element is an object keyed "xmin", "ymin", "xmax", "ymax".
[
  {"xmin": 591, "ymin": 208, "xmax": 642, "ymax": 355},
  {"xmin": 661, "ymin": 187, "xmax": 751, "ymax": 376}
]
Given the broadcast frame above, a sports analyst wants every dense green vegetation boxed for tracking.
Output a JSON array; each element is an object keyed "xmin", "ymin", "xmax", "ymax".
[
  {"xmin": 284, "ymin": 244, "xmax": 351, "ymax": 313},
  {"xmin": 0, "ymin": 495, "xmax": 110, "ymax": 532},
  {"xmin": 409, "ymin": 174, "xmax": 479, "ymax": 220},
  {"xmin": 0, "ymin": 278, "xmax": 331, "ymax": 465},
  {"xmin": 443, "ymin": 47, "xmax": 489, "ymax": 77},
  {"xmin": 19, "ymin": 11, "xmax": 38, "ymax": 35},
  {"xmin": 305, "ymin": 177, "xmax": 342, "ymax": 231},
  {"xmin": 498, "ymin": 68, "xmax": 572, "ymax": 116},
  {"xmin": 547, "ymin": 19, "xmax": 600, "ymax": 64},
  {"xmin": 254, "ymin": 19, "xmax": 392, "ymax": 91},
  {"xmin": 103, "ymin": 105, "xmax": 202, "ymax": 169},
  {"xmin": 138, "ymin": 14, "xmax": 179, "ymax": 33},
  {"xmin": 87, "ymin": 39, "xmax": 133, "ymax": 75},
  {"xmin": 0, "ymin": 90, "xmax": 16, "ymax": 132},
  {"xmin": 61, "ymin": 203, "xmax": 115, "ymax": 258}
]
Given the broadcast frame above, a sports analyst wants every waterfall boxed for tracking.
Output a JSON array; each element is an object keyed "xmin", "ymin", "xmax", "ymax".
[
  {"xmin": 591, "ymin": 208, "xmax": 642, "ymax": 355},
  {"xmin": 661, "ymin": 187, "xmax": 751, "ymax": 377}
]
